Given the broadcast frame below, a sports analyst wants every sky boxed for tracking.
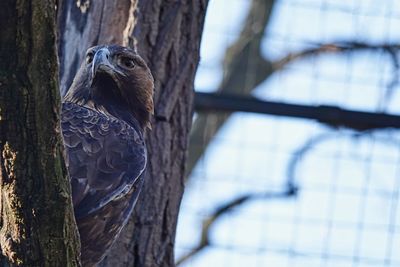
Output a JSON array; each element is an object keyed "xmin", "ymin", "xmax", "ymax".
[{"xmin": 175, "ymin": 1, "xmax": 400, "ymax": 266}]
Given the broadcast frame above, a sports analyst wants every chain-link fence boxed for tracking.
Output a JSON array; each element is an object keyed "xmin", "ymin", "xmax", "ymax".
[{"xmin": 176, "ymin": 1, "xmax": 400, "ymax": 266}]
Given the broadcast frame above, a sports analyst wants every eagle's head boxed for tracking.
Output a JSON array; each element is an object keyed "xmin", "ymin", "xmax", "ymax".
[{"xmin": 64, "ymin": 45, "xmax": 154, "ymax": 130}]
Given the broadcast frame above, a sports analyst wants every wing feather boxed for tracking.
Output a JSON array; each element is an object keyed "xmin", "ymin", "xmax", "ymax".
[{"xmin": 61, "ymin": 102, "xmax": 146, "ymax": 218}]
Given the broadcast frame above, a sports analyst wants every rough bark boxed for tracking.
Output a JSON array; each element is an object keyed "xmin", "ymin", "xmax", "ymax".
[
  {"xmin": 58, "ymin": 0, "xmax": 208, "ymax": 266},
  {"xmin": 0, "ymin": 0, "xmax": 80, "ymax": 266}
]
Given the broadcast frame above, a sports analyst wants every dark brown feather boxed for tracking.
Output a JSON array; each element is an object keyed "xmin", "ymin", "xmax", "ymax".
[{"xmin": 61, "ymin": 45, "xmax": 154, "ymax": 266}]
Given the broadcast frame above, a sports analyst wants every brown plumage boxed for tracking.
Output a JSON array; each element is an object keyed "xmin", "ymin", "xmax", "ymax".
[{"xmin": 61, "ymin": 45, "xmax": 154, "ymax": 266}]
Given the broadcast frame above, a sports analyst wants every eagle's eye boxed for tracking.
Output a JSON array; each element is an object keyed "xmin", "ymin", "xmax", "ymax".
[
  {"xmin": 120, "ymin": 57, "xmax": 135, "ymax": 69},
  {"xmin": 86, "ymin": 52, "xmax": 94, "ymax": 64}
]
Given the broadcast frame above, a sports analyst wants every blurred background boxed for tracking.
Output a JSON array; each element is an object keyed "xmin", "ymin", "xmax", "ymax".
[{"xmin": 175, "ymin": 0, "xmax": 400, "ymax": 266}]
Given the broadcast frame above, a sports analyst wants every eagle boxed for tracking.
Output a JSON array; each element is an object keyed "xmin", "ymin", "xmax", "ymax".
[{"xmin": 61, "ymin": 45, "xmax": 154, "ymax": 266}]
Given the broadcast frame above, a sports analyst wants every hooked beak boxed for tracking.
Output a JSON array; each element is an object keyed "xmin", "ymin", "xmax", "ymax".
[{"xmin": 90, "ymin": 48, "xmax": 126, "ymax": 85}]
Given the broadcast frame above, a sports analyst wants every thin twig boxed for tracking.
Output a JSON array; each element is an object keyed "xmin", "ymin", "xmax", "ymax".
[
  {"xmin": 273, "ymin": 42, "xmax": 400, "ymax": 70},
  {"xmin": 176, "ymin": 188, "xmax": 297, "ymax": 265}
]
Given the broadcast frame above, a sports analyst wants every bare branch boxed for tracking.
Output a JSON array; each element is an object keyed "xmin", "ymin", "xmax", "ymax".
[
  {"xmin": 286, "ymin": 130, "xmax": 400, "ymax": 191},
  {"xmin": 194, "ymin": 92, "xmax": 400, "ymax": 131},
  {"xmin": 273, "ymin": 42, "xmax": 400, "ymax": 70},
  {"xmin": 176, "ymin": 188, "xmax": 297, "ymax": 266},
  {"xmin": 285, "ymin": 133, "xmax": 334, "ymax": 188},
  {"xmin": 188, "ymin": 39, "xmax": 400, "ymax": 176}
]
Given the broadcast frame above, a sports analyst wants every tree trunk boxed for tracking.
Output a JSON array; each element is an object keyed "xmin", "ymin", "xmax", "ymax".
[
  {"xmin": 58, "ymin": 0, "xmax": 208, "ymax": 266},
  {"xmin": 187, "ymin": 0, "xmax": 275, "ymax": 177},
  {"xmin": 0, "ymin": 0, "xmax": 80, "ymax": 266}
]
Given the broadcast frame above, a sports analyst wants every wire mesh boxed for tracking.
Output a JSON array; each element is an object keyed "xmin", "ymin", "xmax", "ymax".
[{"xmin": 176, "ymin": 0, "xmax": 400, "ymax": 266}]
